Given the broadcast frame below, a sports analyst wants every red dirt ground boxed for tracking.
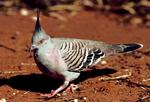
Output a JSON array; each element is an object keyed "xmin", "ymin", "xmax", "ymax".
[{"xmin": 0, "ymin": 11, "xmax": 150, "ymax": 102}]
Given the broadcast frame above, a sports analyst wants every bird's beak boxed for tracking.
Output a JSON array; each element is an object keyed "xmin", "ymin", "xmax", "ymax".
[{"xmin": 30, "ymin": 45, "xmax": 37, "ymax": 53}]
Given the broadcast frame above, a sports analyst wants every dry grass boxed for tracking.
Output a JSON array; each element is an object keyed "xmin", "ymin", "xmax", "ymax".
[{"xmin": 1, "ymin": 0, "xmax": 150, "ymax": 26}]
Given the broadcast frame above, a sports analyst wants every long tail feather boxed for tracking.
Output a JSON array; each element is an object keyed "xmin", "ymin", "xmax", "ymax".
[{"xmin": 112, "ymin": 43, "xmax": 143, "ymax": 53}]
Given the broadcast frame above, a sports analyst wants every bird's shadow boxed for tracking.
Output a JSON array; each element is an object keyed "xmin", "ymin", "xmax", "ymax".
[{"xmin": 0, "ymin": 68, "xmax": 116, "ymax": 93}]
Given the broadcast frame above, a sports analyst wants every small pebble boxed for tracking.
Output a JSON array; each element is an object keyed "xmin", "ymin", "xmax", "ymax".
[
  {"xmin": 73, "ymin": 99, "xmax": 78, "ymax": 102},
  {"xmin": 0, "ymin": 98, "xmax": 6, "ymax": 102},
  {"xmin": 101, "ymin": 60, "xmax": 107, "ymax": 65},
  {"xmin": 32, "ymin": 16, "xmax": 37, "ymax": 21},
  {"xmin": 83, "ymin": 0, "xmax": 94, "ymax": 7},
  {"xmin": 83, "ymin": 97, "xmax": 87, "ymax": 100},
  {"xmin": 130, "ymin": 17, "xmax": 143, "ymax": 25},
  {"xmin": 20, "ymin": 8, "xmax": 29, "ymax": 16},
  {"xmin": 15, "ymin": 31, "xmax": 20, "ymax": 36},
  {"xmin": 3, "ymin": 1, "xmax": 13, "ymax": 7},
  {"xmin": 12, "ymin": 92, "xmax": 16, "ymax": 95}
]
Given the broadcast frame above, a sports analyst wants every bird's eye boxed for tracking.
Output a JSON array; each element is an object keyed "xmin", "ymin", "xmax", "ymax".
[{"xmin": 38, "ymin": 39, "xmax": 45, "ymax": 44}]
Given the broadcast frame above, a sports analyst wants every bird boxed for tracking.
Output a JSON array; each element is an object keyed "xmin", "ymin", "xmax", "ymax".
[{"xmin": 30, "ymin": 11, "xmax": 143, "ymax": 98}]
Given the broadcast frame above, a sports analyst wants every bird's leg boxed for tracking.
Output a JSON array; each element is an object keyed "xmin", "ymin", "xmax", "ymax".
[
  {"xmin": 82, "ymin": 68, "xmax": 93, "ymax": 71},
  {"xmin": 64, "ymin": 83, "xmax": 79, "ymax": 93},
  {"xmin": 41, "ymin": 81, "xmax": 69, "ymax": 98}
]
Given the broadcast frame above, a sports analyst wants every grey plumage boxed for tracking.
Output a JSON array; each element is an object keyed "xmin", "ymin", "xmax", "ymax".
[
  {"xmin": 53, "ymin": 38, "xmax": 106, "ymax": 72},
  {"xmin": 30, "ymin": 11, "xmax": 143, "ymax": 98}
]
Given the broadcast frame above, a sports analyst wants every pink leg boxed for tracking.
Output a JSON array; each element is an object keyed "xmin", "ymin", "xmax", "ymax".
[
  {"xmin": 82, "ymin": 67, "xmax": 93, "ymax": 72},
  {"xmin": 41, "ymin": 81, "xmax": 69, "ymax": 98},
  {"xmin": 64, "ymin": 84, "xmax": 79, "ymax": 93},
  {"xmin": 83, "ymin": 68, "xmax": 92, "ymax": 71}
]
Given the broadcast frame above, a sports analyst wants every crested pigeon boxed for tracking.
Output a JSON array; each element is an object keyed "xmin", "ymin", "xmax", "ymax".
[{"xmin": 30, "ymin": 11, "xmax": 143, "ymax": 98}]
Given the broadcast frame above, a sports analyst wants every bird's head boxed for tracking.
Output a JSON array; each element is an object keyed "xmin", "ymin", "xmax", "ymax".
[
  {"xmin": 30, "ymin": 10, "xmax": 50, "ymax": 52},
  {"xmin": 31, "ymin": 33, "xmax": 50, "ymax": 52}
]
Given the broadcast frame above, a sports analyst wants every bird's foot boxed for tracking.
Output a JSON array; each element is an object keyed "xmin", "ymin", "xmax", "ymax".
[
  {"xmin": 40, "ymin": 90, "xmax": 57, "ymax": 98},
  {"xmin": 40, "ymin": 84, "xmax": 67, "ymax": 98},
  {"xmin": 64, "ymin": 84, "xmax": 79, "ymax": 93}
]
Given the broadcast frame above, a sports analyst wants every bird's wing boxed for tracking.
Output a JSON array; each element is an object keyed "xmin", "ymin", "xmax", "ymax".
[
  {"xmin": 53, "ymin": 38, "xmax": 106, "ymax": 72},
  {"xmin": 53, "ymin": 38, "xmax": 142, "ymax": 72}
]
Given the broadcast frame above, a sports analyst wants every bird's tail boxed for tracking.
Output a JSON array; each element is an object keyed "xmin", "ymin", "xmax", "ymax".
[{"xmin": 108, "ymin": 43, "xmax": 143, "ymax": 55}]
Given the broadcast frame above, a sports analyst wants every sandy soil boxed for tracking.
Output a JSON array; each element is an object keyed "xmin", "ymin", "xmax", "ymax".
[{"xmin": 0, "ymin": 11, "xmax": 150, "ymax": 102}]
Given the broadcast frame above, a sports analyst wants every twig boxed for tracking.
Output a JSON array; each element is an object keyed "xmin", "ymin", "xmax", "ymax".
[
  {"xmin": 49, "ymin": 12, "xmax": 67, "ymax": 21},
  {"xmin": 20, "ymin": 91, "xmax": 30, "ymax": 97},
  {"xmin": 0, "ymin": 44, "xmax": 16, "ymax": 52},
  {"xmin": 140, "ymin": 0, "xmax": 150, "ymax": 7},
  {"xmin": 99, "ymin": 71, "xmax": 132, "ymax": 81},
  {"xmin": 0, "ymin": 71, "xmax": 27, "ymax": 74},
  {"xmin": 142, "ymin": 78, "xmax": 150, "ymax": 82},
  {"xmin": 49, "ymin": 4, "xmax": 82, "ymax": 11},
  {"xmin": 20, "ymin": 62, "xmax": 36, "ymax": 66},
  {"xmin": 122, "ymin": 3, "xmax": 136, "ymax": 15},
  {"xmin": 141, "ymin": 95, "xmax": 150, "ymax": 100}
]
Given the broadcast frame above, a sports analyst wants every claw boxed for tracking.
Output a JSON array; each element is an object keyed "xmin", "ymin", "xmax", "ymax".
[
  {"xmin": 64, "ymin": 84, "xmax": 79, "ymax": 93},
  {"xmin": 40, "ymin": 83, "xmax": 68, "ymax": 98}
]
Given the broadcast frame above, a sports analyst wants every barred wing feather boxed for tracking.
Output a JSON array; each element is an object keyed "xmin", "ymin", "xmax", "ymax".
[{"xmin": 57, "ymin": 40, "xmax": 105, "ymax": 72}]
